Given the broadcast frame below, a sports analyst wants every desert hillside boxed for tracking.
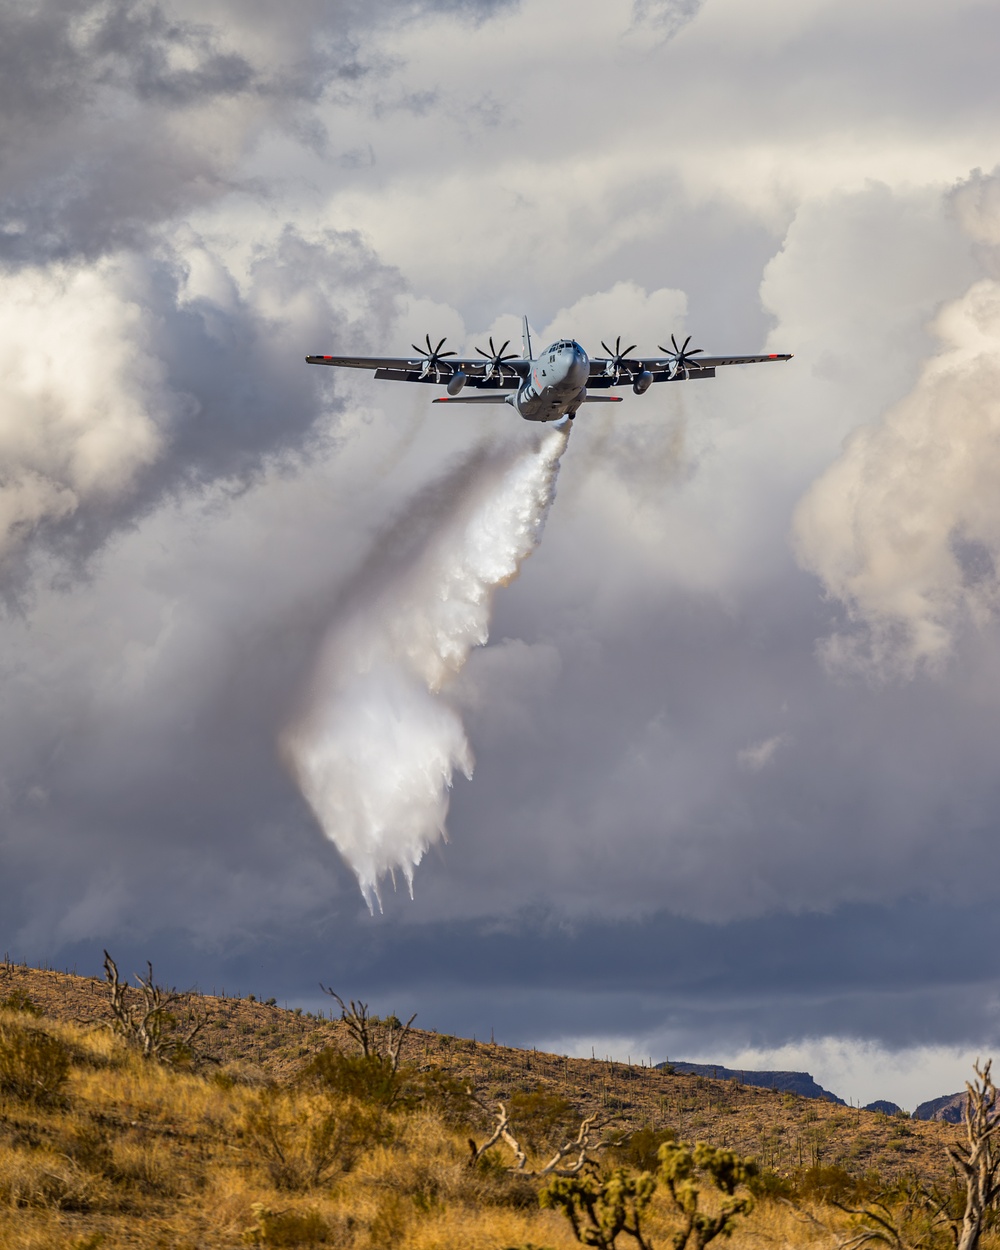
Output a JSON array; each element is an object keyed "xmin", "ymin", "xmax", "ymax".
[{"xmin": 0, "ymin": 960, "xmax": 980, "ymax": 1249}]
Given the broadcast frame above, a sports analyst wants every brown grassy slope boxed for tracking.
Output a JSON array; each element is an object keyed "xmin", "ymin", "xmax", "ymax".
[
  {"xmin": 2, "ymin": 1010, "xmax": 578, "ymax": 1250},
  {"xmin": 4, "ymin": 962, "xmax": 959, "ymax": 1184}
]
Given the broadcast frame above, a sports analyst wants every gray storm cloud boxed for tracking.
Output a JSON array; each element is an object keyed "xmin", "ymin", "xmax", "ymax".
[
  {"xmin": 0, "ymin": 230, "xmax": 401, "ymax": 592},
  {"xmin": 0, "ymin": 0, "xmax": 514, "ymax": 265},
  {"xmin": 794, "ymin": 171, "xmax": 1000, "ymax": 677},
  {"xmin": 6, "ymin": 0, "xmax": 1000, "ymax": 1105},
  {"xmin": 281, "ymin": 427, "xmax": 569, "ymax": 911}
]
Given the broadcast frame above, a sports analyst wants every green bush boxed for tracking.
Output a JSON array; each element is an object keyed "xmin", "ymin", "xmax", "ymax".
[
  {"xmin": 509, "ymin": 1085, "xmax": 581, "ymax": 1156},
  {"xmin": 241, "ymin": 1089, "xmax": 387, "ymax": 1190},
  {"xmin": 795, "ymin": 1165, "xmax": 882, "ymax": 1205},
  {"xmin": 609, "ymin": 1124, "xmax": 676, "ymax": 1173},
  {"xmin": 414, "ymin": 1066, "xmax": 477, "ymax": 1124},
  {"xmin": 747, "ymin": 1169, "xmax": 795, "ymax": 1201},
  {"xmin": 0, "ymin": 1020, "xmax": 71, "ymax": 1104},
  {"xmin": 299, "ymin": 1047, "xmax": 408, "ymax": 1108},
  {"xmin": 0, "ymin": 987, "xmax": 42, "ymax": 1015}
]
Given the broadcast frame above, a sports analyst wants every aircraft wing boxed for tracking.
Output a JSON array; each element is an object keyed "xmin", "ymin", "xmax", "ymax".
[
  {"xmin": 306, "ymin": 354, "xmax": 528, "ymax": 388},
  {"xmin": 586, "ymin": 351, "xmax": 792, "ymax": 387},
  {"xmin": 431, "ymin": 394, "xmax": 624, "ymax": 405}
]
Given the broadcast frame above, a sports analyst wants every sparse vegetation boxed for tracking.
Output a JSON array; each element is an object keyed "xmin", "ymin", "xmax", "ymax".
[
  {"xmin": 100, "ymin": 950, "xmax": 207, "ymax": 1064},
  {"xmin": 0, "ymin": 1017, "xmax": 71, "ymax": 1104},
  {"xmin": 1, "ymin": 963, "xmax": 999, "ymax": 1248}
]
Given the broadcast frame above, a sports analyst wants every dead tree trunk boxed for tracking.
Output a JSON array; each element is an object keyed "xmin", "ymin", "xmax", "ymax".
[
  {"xmin": 947, "ymin": 1059, "xmax": 1000, "ymax": 1250},
  {"xmin": 468, "ymin": 1099, "xmax": 605, "ymax": 1177},
  {"xmin": 102, "ymin": 950, "xmax": 205, "ymax": 1063},
  {"xmin": 319, "ymin": 986, "xmax": 416, "ymax": 1074}
]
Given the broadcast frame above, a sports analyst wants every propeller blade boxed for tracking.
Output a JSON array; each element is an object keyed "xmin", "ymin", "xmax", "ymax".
[{"xmin": 475, "ymin": 336, "xmax": 517, "ymax": 378}]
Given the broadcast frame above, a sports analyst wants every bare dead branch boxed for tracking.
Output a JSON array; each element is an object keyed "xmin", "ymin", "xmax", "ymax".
[
  {"xmin": 469, "ymin": 1100, "xmax": 606, "ymax": 1178},
  {"xmin": 319, "ymin": 986, "xmax": 416, "ymax": 1075},
  {"xmin": 385, "ymin": 1012, "xmax": 418, "ymax": 1076},
  {"xmin": 101, "ymin": 950, "xmax": 206, "ymax": 1064},
  {"xmin": 320, "ymin": 986, "xmax": 373, "ymax": 1057},
  {"xmin": 944, "ymin": 1059, "xmax": 1000, "ymax": 1250}
]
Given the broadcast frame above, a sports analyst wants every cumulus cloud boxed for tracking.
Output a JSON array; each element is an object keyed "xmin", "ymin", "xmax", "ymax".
[
  {"xmin": 0, "ymin": 228, "xmax": 402, "ymax": 591},
  {"xmin": 0, "ymin": 0, "xmax": 516, "ymax": 266},
  {"xmin": 7, "ymin": 0, "xmax": 1000, "ymax": 1090},
  {"xmin": 0, "ymin": 259, "xmax": 170, "ymax": 570},
  {"xmin": 794, "ymin": 172, "xmax": 1000, "ymax": 676}
]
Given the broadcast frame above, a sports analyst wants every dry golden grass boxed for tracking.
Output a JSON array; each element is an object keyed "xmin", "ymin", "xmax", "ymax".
[
  {"xmin": 0, "ymin": 962, "xmax": 962, "ymax": 1186},
  {"xmin": 1, "ymin": 965, "xmax": 991, "ymax": 1249}
]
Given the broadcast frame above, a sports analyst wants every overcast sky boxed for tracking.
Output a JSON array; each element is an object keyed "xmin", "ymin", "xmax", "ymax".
[{"xmin": 3, "ymin": 0, "xmax": 1000, "ymax": 1110}]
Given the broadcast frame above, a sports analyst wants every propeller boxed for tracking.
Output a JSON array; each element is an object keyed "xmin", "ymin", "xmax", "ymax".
[
  {"xmin": 475, "ymin": 336, "xmax": 519, "ymax": 383},
  {"xmin": 658, "ymin": 333, "xmax": 705, "ymax": 379},
  {"xmin": 601, "ymin": 335, "xmax": 638, "ymax": 384},
  {"xmin": 411, "ymin": 334, "xmax": 457, "ymax": 382}
]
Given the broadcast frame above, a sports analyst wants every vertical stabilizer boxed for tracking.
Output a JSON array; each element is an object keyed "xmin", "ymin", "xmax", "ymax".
[{"xmin": 522, "ymin": 315, "xmax": 533, "ymax": 360}]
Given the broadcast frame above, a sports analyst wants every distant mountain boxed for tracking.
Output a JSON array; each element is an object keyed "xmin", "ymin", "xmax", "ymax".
[
  {"xmin": 864, "ymin": 1100, "xmax": 904, "ymax": 1116},
  {"xmin": 658, "ymin": 1061, "xmax": 845, "ymax": 1104},
  {"xmin": 914, "ymin": 1092, "xmax": 966, "ymax": 1123}
]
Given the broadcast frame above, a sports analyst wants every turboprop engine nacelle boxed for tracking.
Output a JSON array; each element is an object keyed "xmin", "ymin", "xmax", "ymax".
[
  {"xmin": 632, "ymin": 370, "xmax": 654, "ymax": 395},
  {"xmin": 447, "ymin": 371, "xmax": 468, "ymax": 396}
]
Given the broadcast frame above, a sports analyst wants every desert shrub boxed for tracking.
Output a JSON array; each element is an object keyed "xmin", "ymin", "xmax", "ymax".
[
  {"xmin": 59, "ymin": 1122, "xmax": 115, "ymax": 1178},
  {"xmin": 299, "ymin": 1048, "xmax": 404, "ymax": 1107},
  {"xmin": 509, "ymin": 1085, "xmax": 581, "ymax": 1157},
  {"xmin": 0, "ymin": 1150, "xmax": 111, "ymax": 1211},
  {"xmin": 0, "ymin": 1020, "xmax": 71, "ymax": 1105},
  {"xmin": 242, "ymin": 1202, "xmax": 331, "ymax": 1246},
  {"xmin": 213, "ymin": 1061, "xmax": 271, "ymax": 1091},
  {"xmin": 108, "ymin": 1134, "xmax": 192, "ymax": 1197},
  {"xmin": 0, "ymin": 988, "xmax": 41, "ymax": 1016},
  {"xmin": 367, "ymin": 1191, "xmax": 408, "ymax": 1248},
  {"xmin": 467, "ymin": 1146, "xmax": 540, "ymax": 1208},
  {"xmin": 241, "ymin": 1089, "xmax": 387, "ymax": 1190},
  {"xmin": 414, "ymin": 1066, "xmax": 479, "ymax": 1125},
  {"xmin": 747, "ymin": 1168, "xmax": 795, "ymax": 1201},
  {"xmin": 795, "ymin": 1164, "xmax": 882, "ymax": 1205},
  {"xmin": 609, "ymin": 1124, "xmax": 676, "ymax": 1173}
]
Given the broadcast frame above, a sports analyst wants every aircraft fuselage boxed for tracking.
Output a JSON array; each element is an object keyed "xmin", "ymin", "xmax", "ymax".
[{"xmin": 511, "ymin": 339, "xmax": 590, "ymax": 422}]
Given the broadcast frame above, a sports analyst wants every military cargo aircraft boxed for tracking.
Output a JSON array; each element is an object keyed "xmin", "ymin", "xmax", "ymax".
[{"xmin": 306, "ymin": 316, "xmax": 791, "ymax": 425}]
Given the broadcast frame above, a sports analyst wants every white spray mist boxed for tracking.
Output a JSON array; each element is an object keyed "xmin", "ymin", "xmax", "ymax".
[{"xmin": 282, "ymin": 427, "xmax": 569, "ymax": 910}]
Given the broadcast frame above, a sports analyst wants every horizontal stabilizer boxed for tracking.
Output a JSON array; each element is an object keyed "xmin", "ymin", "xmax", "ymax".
[{"xmin": 431, "ymin": 395, "xmax": 510, "ymax": 404}]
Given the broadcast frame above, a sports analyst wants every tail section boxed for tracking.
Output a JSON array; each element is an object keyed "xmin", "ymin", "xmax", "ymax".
[{"xmin": 522, "ymin": 315, "xmax": 533, "ymax": 360}]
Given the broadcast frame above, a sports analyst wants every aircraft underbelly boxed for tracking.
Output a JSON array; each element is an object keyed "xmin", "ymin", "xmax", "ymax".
[{"xmin": 515, "ymin": 382, "xmax": 584, "ymax": 423}]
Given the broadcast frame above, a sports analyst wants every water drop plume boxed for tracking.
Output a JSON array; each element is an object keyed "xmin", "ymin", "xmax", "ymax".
[{"xmin": 281, "ymin": 426, "xmax": 569, "ymax": 911}]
